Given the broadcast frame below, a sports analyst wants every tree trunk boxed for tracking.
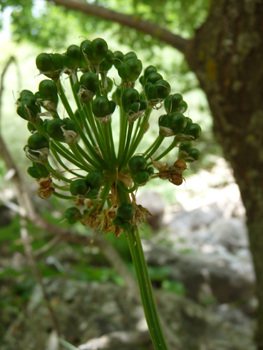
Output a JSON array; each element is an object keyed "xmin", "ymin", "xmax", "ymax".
[{"xmin": 185, "ymin": 0, "xmax": 263, "ymax": 348}]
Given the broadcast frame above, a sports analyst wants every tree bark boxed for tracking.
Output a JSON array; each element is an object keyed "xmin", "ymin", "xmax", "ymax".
[{"xmin": 184, "ymin": 1, "xmax": 263, "ymax": 348}]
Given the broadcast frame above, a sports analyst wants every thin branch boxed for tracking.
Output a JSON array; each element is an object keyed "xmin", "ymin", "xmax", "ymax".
[
  {"xmin": 0, "ymin": 56, "xmax": 21, "ymax": 130},
  {"xmin": 48, "ymin": 0, "xmax": 189, "ymax": 53}
]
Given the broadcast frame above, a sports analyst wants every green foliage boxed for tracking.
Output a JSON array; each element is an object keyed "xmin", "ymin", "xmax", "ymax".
[
  {"xmin": 162, "ymin": 279, "xmax": 185, "ymax": 295},
  {"xmin": 1, "ymin": 0, "xmax": 209, "ymax": 51}
]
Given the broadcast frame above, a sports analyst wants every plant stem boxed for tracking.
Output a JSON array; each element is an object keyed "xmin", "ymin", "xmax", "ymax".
[
  {"xmin": 126, "ymin": 227, "xmax": 170, "ymax": 350},
  {"xmin": 117, "ymin": 187, "xmax": 169, "ymax": 350}
]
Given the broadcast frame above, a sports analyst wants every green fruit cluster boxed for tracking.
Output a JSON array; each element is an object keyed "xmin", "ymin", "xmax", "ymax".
[
  {"xmin": 122, "ymin": 88, "xmax": 147, "ymax": 121},
  {"xmin": 70, "ymin": 170, "xmax": 104, "ymax": 199},
  {"xmin": 27, "ymin": 161, "xmax": 50, "ymax": 179},
  {"xmin": 128, "ymin": 156, "xmax": 154, "ymax": 185},
  {"xmin": 112, "ymin": 203, "xmax": 134, "ymax": 231},
  {"xmin": 178, "ymin": 142, "xmax": 200, "ymax": 162},
  {"xmin": 140, "ymin": 66, "xmax": 171, "ymax": 105}
]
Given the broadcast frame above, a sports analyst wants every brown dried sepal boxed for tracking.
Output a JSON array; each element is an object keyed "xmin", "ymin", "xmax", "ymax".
[
  {"xmin": 172, "ymin": 159, "xmax": 187, "ymax": 174},
  {"xmin": 118, "ymin": 173, "xmax": 134, "ymax": 189},
  {"xmin": 37, "ymin": 177, "xmax": 54, "ymax": 199},
  {"xmin": 156, "ymin": 159, "xmax": 187, "ymax": 186},
  {"xmin": 131, "ymin": 202, "xmax": 152, "ymax": 227},
  {"xmin": 82, "ymin": 211, "xmax": 100, "ymax": 229}
]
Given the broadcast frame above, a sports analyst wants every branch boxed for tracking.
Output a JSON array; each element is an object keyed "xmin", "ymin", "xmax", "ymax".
[{"xmin": 48, "ymin": 0, "xmax": 189, "ymax": 53}]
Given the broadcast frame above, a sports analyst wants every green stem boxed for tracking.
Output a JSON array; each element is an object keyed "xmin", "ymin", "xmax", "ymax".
[
  {"xmin": 152, "ymin": 137, "xmax": 179, "ymax": 162},
  {"xmin": 125, "ymin": 108, "xmax": 152, "ymax": 163},
  {"xmin": 51, "ymin": 145, "xmax": 85, "ymax": 178},
  {"xmin": 118, "ymin": 122, "xmax": 133, "ymax": 170},
  {"xmin": 45, "ymin": 162, "xmax": 72, "ymax": 183},
  {"xmin": 126, "ymin": 227, "xmax": 169, "ymax": 350},
  {"xmin": 117, "ymin": 180, "xmax": 137, "ymax": 193},
  {"xmin": 69, "ymin": 143, "xmax": 101, "ymax": 171},
  {"xmin": 51, "ymin": 142, "xmax": 87, "ymax": 171},
  {"xmin": 117, "ymin": 187, "xmax": 169, "ymax": 350},
  {"xmin": 53, "ymin": 192, "xmax": 77, "ymax": 200},
  {"xmin": 144, "ymin": 136, "xmax": 164, "ymax": 160},
  {"xmin": 102, "ymin": 122, "xmax": 116, "ymax": 170},
  {"xmin": 69, "ymin": 75, "xmax": 97, "ymax": 147},
  {"xmin": 117, "ymin": 107, "xmax": 128, "ymax": 160},
  {"xmin": 57, "ymin": 80, "xmax": 106, "ymax": 169}
]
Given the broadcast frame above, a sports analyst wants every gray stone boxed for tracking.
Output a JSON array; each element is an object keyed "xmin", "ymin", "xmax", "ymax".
[
  {"xmin": 208, "ymin": 218, "xmax": 248, "ymax": 251},
  {"xmin": 1, "ymin": 279, "xmax": 255, "ymax": 350}
]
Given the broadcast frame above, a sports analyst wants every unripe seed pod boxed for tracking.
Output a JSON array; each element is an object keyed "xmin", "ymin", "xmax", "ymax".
[
  {"xmin": 154, "ymin": 79, "xmax": 171, "ymax": 100},
  {"xmin": 158, "ymin": 114, "xmax": 170, "ymax": 128},
  {"xmin": 117, "ymin": 203, "xmax": 134, "ymax": 221},
  {"xmin": 66, "ymin": 45, "xmax": 82, "ymax": 69},
  {"xmin": 180, "ymin": 100, "xmax": 188, "ymax": 113},
  {"xmin": 179, "ymin": 142, "xmax": 192, "ymax": 157},
  {"xmin": 112, "ymin": 86, "xmax": 123, "ymax": 106},
  {"xmin": 27, "ymin": 162, "xmax": 50, "ymax": 179},
  {"xmin": 145, "ymin": 82, "xmax": 157, "ymax": 101},
  {"xmin": 85, "ymin": 170, "xmax": 104, "ymax": 189},
  {"xmin": 112, "ymin": 216, "xmax": 124, "ymax": 227},
  {"xmin": 86, "ymin": 188, "xmax": 99, "ymax": 199},
  {"xmin": 17, "ymin": 105, "xmax": 29, "ymax": 121},
  {"xmin": 133, "ymin": 171, "xmax": 149, "ymax": 185},
  {"xmin": 113, "ymin": 51, "xmax": 124, "ymax": 69},
  {"xmin": 99, "ymin": 50, "xmax": 114, "ymax": 72},
  {"xmin": 39, "ymin": 80, "xmax": 58, "ymax": 99},
  {"xmin": 128, "ymin": 155, "xmax": 147, "ymax": 174},
  {"xmin": 36, "ymin": 53, "xmax": 54, "ymax": 72},
  {"xmin": 28, "ymin": 133, "xmax": 49, "ymax": 150},
  {"xmin": 100, "ymin": 77, "xmax": 113, "ymax": 94},
  {"xmin": 20, "ymin": 90, "xmax": 36, "ymax": 104},
  {"xmin": 147, "ymin": 167, "xmax": 154, "ymax": 175},
  {"xmin": 27, "ymin": 121, "xmax": 37, "ymax": 133},
  {"xmin": 51, "ymin": 53, "xmax": 64, "ymax": 71},
  {"xmin": 118, "ymin": 58, "xmax": 142, "ymax": 83},
  {"xmin": 143, "ymin": 65, "xmax": 157, "ymax": 81},
  {"xmin": 186, "ymin": 148, "xmax": 200, "ymax": 162},
  {"xmin": 124, "ymin": 52, "xmax": 137, "ymax": 61},
  {"xmin": 65, "ymin": 207, "xmax": 81, "ymax": 224},
  {"xmin": 80, "ymin": 72, "xmax": 99, "ymax": 95},
  {"xmin": 146, "ymin": 72, "xmax": 163, "ymax": 84},
  {"xmin": 46, "ymin": 118, "xmax": 79, "ymax": 143},
  {"xmin": 158, "ymin": 114, "xmax": 174, "ymax": 137},
  {"xmin": 119, "ymin": 221, "xmax": 132, "ymax": 231},
  {"xmin": 81, "ymin": 38, "xmax": 108, "ymax": 65},
  {"xmin": 70, "ymin": 179, "xmax": 90, "ymax": 196},
  {"xmin": 122, "ymin": 88, "xmax": 140, "ymax": 109},
  {"xmin": 169, "ymin": 113, "xmax": 187, "ymax": 135},
  {"xmin": 164, "ymin": 94, "xmax": 183, "ymax": 114},
  {"xmin": 183, "ymin": 123, "xmax": 202, "ymax": 140},
  {"xmin": 92, "ymin": 96, "xmax": 116, "ymax": 120}
]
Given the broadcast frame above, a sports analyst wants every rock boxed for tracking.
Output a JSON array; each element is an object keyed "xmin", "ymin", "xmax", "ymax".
[
  {"xmin": 164, "ymin": 203, "xmax": 223, "ymax": 235},
  {"xmin": 1, "ymin": 279, "xmax": 255, "ymax": 350},
  {"xmin": 208, "ymin": 217, "xmax": 248, "ymax": 251},
  {"xmin": 142, "ymin": 241, "xmax": 255, "ymax": 304}
]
